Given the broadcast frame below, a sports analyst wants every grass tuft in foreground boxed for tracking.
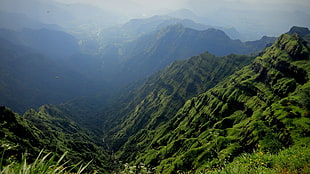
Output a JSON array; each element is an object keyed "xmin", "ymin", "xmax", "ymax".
[{"xmin": 0, "ymin": 150, "xmax": 92, "ymax": 174}]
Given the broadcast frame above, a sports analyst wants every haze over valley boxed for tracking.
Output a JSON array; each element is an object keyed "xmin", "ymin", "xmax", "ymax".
[{"xmin": 0, "ymin": 0, "xmax": 310, "ymax": 173}]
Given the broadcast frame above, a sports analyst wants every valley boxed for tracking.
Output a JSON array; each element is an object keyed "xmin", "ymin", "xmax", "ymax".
[{"xmin": 0, "ymin": 0, "xmax": 310, "ymax": 173}]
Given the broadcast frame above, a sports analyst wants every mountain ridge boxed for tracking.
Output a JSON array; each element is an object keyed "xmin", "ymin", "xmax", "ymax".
[
  {"xmin": 1, "ymin": 26, "xmax": 309, "ymax": 173},
  {"xmin": 124, "ymin": 33, "xmax": 310, "ymax": 173},
  {"xmin": 109, "ymin": 24, "xmax": 275, "ymax": 85},
  {"xmin": 0, "ymin": 105, "xmax": 111, "ymax": 172},
  {"xmin": 100, "ymin": 29, "xmax": 310, "ymax": 173},
  {"xmin": 105, "ymin": 52, "xmax": 254, "ymax": 152}
]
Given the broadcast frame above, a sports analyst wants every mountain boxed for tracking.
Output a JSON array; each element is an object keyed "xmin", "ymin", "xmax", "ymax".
[
  {"xmin": 103, "ymin": 24, "xmax": 273, "ymax": 86},
  {"xmin": 245, "ymin": 36, "xmax": 277, "ymax": 52},
  {"xmin": 287, "ymin": 26, "xmax": 310, "ymax": 43},
  {"xmin": 98, "ymin": 15, "xmax": 210, "ymax": 45},
  {"xmin": 1, "ymin": 26, "xmax": 309, "ymax": 173},
  {"xmin": 108, "ymin": 31, "xmax": 310, "ymax": 173},
  {"xmin": 0, "ymin": 105, "xmax": 111, "ymax": 172},
  {"xmin": 0, "ymin": 11, "xmax": 62, "ymax": 31},
  {"xmin": 0, "ymin": 28, "xmax": 79, "ymax": 59},
  {"xmin": 165, "ymin": 9, "xmax": 242, "ymax": 40},
  {"xmin": 0, "ymin": 38, "xmax": 105, "ymax": 113},
  {"xmin": 98, "ymin": 15, "xmax": 241, "ymax": 45},
  {"xmin": 104, "ymin": 53, "xmax": 254, "ymax": 152}
]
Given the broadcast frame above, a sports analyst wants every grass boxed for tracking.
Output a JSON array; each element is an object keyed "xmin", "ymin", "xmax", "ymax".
[
  {"xmin": 0, "ymin": 150, "xmax": 92, "ymax": 174},
  {"xmin": 2, "ymin": 145, "xmax": 308, "ymax": 174},
  {"xmin": 176, "ymin": 145, "xmax": 310, "ymax": 174}
]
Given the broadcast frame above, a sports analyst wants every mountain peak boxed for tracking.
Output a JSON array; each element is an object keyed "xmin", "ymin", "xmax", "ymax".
[
  {"xmin": 276, "ymin": 33, "xmax": 309, "ymax": 59},
  {"xmin": 287, "ymin": 26, "xmax": 310, "ymax": 36}
]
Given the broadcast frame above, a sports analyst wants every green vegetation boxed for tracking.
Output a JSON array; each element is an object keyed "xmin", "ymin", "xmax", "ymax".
[
  {"xmin": 104, "ymin": 52, "xmax": 254, "ymax": 159},
  {"xmin": 0, "ymin": 150, "xmax": 92, "ymax": 174},
  {"xmin": 287, "ymin": 26, "xmax": 310, "ymax": 43},
  {"xmin": 0, "ymin": 106, "xmax": 110, "ymax": 173},
  {"xmin": 175, "ymin": 145, "xmax": 310, "ymax": 174},
  {"xmin": 1, "ymin": 27, "xmax": 310, "ymax": 174},
  {"xmin": 108, "ymin": 32, "xmax": 310, "ymax": 173},
  {"xmin": 103, "ymin": 24, "xmax": 274, "ymax": 85}
]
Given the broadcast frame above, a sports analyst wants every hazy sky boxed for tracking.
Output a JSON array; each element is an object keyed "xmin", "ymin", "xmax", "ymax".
[
  {"xmin": 54, "ymin": 0, "xmax": 310, "ymax": 16},
  {"xmin": 53, "ymin": 0, "xmax": 310, "ymax": 36},
  {"xmin": 1, "ymin": 0, "xmax": 309, "ymax": 39}
]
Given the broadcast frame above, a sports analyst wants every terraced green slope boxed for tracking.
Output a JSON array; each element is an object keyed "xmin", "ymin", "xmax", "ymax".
[
  {"xmin": 119, "ymin": 34, "xmax": 310, "ymax": 173},
  {"xmin": 106, "ymin": 53, "xmax": 254, "ymax": 156}
]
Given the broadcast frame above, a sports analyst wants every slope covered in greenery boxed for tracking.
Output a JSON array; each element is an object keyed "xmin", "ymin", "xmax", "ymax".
[
  {"xmin": 101, "ymin": 24, "xmax": 273, "ymax": 85},
  {"xmin": 0, "ymin": 24, "xmax": 274, "ymax": 113},
  {"xmin": 2, "ymin": 26, "xmax": 309, "ymax": 174},
  {"xmin": 0, "ymin": 105, "xmax": 111, "ymax": 173},
  {"xmin": 104, "ymin": 52, "xmax": 255, "ymax": 157},
  {"xmin": 112, "ymin": 33, "xmax": 310, "ymax": 173}
]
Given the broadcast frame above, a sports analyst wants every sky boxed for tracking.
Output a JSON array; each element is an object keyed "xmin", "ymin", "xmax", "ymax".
[
  {"xmin": 52, "ymin": 0, "xmax": 310, "ymax": 38},
  {"xmin": 1, "ymin": 0, "xmax": 310, "ymax": 40},
  {"xmin": 53, "ymin": 0, "xmax": 310, "ymax": 16}
]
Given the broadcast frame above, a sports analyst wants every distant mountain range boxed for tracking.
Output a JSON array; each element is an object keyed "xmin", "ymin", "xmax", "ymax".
[
  {"xmin": 100, "ymin": 23, "xmax": 275, "ymax": 85},
  {"xmin": 0, "ymin": 26, "xmax": 309, "ymax": 173},
  {"xmin": 0, "ymin": 28, "xmax": 79, "ymax": 58},
  {"xmin": 0, "ymin": 34, "xmax": 105, "ymax": 113},
  {"xmin": 0, "ymin": 11, "xmax": 62, "ymax": 31},
  {"xmin": 0, "ymin": 19, "xmax": 276, "ymax": 113},
  {"xmin": 1, "ymin": 1, "xmax": 310, "ymax": 173},
  {"xmin": 98, "ymin": 15, "xmax": 241, "ymax": 45}
]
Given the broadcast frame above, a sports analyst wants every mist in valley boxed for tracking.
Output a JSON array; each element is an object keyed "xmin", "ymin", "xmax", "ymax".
[{"xmin": 0, "ymin": 0, "xmax": 310, "ymax": 173}]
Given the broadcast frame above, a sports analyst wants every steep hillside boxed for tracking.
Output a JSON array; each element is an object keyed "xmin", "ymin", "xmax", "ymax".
[
  {"xmin": 113, "ymin": 33, "xmax": 310, "ymax": 173},
  {"xmin": 104, "ymin": 52, "xmax": 254, "ymax": 153},
  {"xmin": 0, "ymin": 105, "xmax": 111, "ymax": 172},
  {"xmin": 0, "ymin": 38, "xmax": 104, "ymax": 113},
  {"xmin": 112, "ymin": 24, "xmax": 268, "ymax": 85}
]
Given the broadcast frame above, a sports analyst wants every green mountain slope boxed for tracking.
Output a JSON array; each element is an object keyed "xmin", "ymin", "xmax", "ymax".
[
  {"xmin": 104, "ymin": 52, "xmax": 254, "ymax": 155},
  {"xmin": 101, "ymin": 24, "xmax": 274, "ymax": 85},
  {"xmin": 0, "ymin": 105, "xmax": 110, "ymax": 172},
  {"xmin": 113, "ymin": 33, "xmax": 310, "ymax": 173}
]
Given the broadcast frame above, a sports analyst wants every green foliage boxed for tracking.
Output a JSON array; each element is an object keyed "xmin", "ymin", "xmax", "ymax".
[
  {"xmin": 0, "ymin": 106, "xmax": 110, "ymax": 173},
  {"xmin": 105, "ymin": 52, "xmax": 254, "ymax": 161},
  {"xmin": 111, "ymin": 33, "xmax": 310, "ymax": 173},
  {"xmin": 2, "ymin": 27, "xmax": 310, "ymax": 174},
  {"xmin": 177, "ymin": 145, "xmax": 310, "ymax": 174},
  {"xmin": 0, "ymin": 150, "xmax": 92, "ymax": 174}
]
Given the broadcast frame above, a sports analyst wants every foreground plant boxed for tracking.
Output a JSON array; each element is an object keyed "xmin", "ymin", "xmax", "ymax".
[
  {"xmin": 0, "ymin": 150, "xmax": 92, "ymax": 174},
  {"xmin": 175, "ymin": 145, "xmax": 310, "ymax": 174}
]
